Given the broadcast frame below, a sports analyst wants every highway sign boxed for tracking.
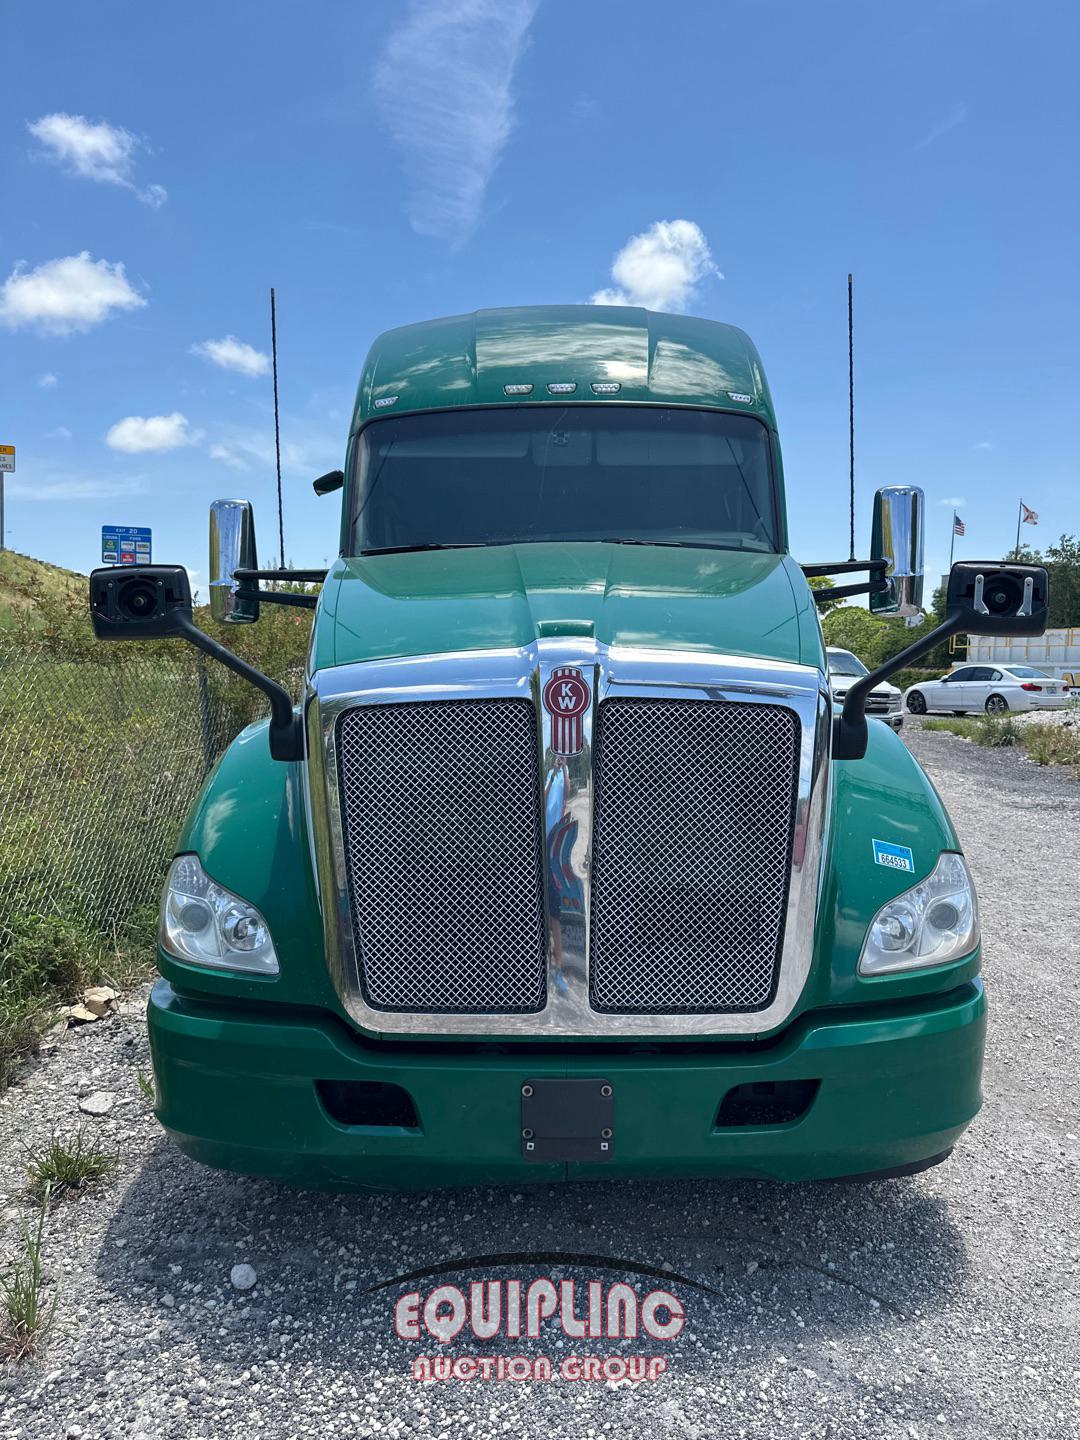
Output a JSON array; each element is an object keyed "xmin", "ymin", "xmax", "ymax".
[
  {"xmin": 0, "ymin": 445, "xmax": 14, "ymax": 473},
  {"xmin": 102, "ymin": 524, "xmax": 151, "ymax": 566}
]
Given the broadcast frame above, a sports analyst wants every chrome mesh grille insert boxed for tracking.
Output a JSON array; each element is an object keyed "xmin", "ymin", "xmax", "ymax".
[
  {"xmin": 589, "ymin": 699, "xmax": 800, "ymax": 1014},
  {"xmin": 336, "ymin": 700, "xmax": 546, "ymax": 1014}
]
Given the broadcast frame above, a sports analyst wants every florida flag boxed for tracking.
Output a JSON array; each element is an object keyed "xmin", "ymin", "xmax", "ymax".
[{"xmin": 1022, "ymin": 502, "xmax": 1039, "ymax": 525}]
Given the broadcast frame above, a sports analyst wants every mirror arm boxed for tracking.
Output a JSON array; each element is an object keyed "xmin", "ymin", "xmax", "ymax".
[
  {"xmin": 832, "ymin": 611, "xmax": 967, "ymax": 761},
  {"xmin": 233, "ymin": 567, "xmax": 326, "ymax": 584},
  {"xmin": 813, "ymin": 578, "xmax": 888, "ymax": 604},
  {"xmin": 174, "ymin": 615, "xmax": 304, "ymax": 762},
  {"xmin": 234, "ymin": 586, "xmax": 318, "ymax": 611},
  {"xmin": 802, "ymin": 559, "xmax": 887, "ymax": 578}
]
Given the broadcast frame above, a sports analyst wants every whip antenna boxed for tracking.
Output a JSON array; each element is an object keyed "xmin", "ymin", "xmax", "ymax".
[
  {"xmin": 271, "ymin": 287, "xmax": 285, "ymax": 568},
  {"xmin": 848, "ymin": 273, "xmax": 855, "ymax": 562}
]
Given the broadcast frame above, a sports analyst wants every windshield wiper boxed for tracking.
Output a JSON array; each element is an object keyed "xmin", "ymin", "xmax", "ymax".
[{"xmin": 359, "ymin": 542, "xmax": 487, "ymax": 556}]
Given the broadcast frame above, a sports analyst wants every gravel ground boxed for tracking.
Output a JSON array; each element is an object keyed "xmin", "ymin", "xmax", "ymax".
[{"xmin": 1, "ymin": 725, "xmax": 1078, "ymax": 1439}]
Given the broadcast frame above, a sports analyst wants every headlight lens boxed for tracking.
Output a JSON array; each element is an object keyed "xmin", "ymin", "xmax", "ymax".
[
  {"xmin": 859, "ymin": 852, "xmax": 978, "ymax": 975},
  {"xmin": 160, "ymin": 856, "xmax": 279, "ymax": 975}
]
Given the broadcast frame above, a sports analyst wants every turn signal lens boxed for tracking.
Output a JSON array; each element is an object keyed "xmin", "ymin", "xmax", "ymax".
[
  {"xmin": 859, "ymin": 852, "xmax": 978, "ymax": 975},
  {"xmin": 160, "ymin": 855, "xmax": 279, "ymax": 975}
]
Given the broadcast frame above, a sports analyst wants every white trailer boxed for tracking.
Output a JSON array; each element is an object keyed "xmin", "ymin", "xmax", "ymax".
[{"xmin": 966, "ymin": 628, "xmax": 1080, "ymax": 684}]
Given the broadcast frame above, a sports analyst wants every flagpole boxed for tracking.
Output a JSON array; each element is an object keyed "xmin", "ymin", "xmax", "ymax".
[
  {"xmin": 949, "ymin": 514, "xmax": 956, "ymax": 570},
  {"xmin": 1015, "ymin": 498, "xmax": 1022, "ymax": 556}
]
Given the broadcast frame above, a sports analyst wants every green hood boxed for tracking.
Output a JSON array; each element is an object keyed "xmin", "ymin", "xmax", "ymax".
[{"xmin": 311, "ymin": 544, "xmax": 823, "ymax": 672}]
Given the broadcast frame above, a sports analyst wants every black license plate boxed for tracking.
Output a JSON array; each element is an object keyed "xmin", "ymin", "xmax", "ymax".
[{"xmin": 520, "ymin": 1078, "xmax": 614, "ymax": 1162}]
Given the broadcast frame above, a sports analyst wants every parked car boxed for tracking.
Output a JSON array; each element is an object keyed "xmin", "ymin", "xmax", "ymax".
[
  {"xmin": 904, "ymin": 664, "xmax": 1071, "ymax": 715},
  {"xmin": 826, "ymin": 647, "xmax": 903, "ymax": 730}
]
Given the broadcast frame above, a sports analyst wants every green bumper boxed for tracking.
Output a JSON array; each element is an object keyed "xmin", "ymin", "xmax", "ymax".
[{"xmin": 148, "ymin": 977, "xmax": 986, "ymax": 1191}]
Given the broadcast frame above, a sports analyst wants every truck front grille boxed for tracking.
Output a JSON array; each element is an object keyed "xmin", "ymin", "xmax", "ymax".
[
  {"xmin": 336, "ymin": 700, "xmax": 547, "ymax": 1014},
  {"xmin": 589, "ymin": 699, "xmax": 800, "ymax": 1014}
]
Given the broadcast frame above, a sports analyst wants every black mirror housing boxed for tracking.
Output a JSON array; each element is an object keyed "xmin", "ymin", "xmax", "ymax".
[
  {"xmin": 90, "ymin": 565, "xmax": 193, "ymax": 640},
  {"xmin": 312, "ymin": 469, "xmax": 344, "ymax": 496},
  {"xmin": 946, "ymin": 561, "xmax": 1049, "ymax": 636}
]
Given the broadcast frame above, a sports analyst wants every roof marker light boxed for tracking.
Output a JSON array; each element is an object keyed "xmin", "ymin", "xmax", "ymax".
[
  {"xmin": 503, "ymin": 383, "xmax": 534, "ymax": 395},
  {"xmin": 547, "ymin": 382, "xmax": 577, "ymax": 394},
  {"xmin": 373, "ymin": 395, "xmax": 399, "ymax": 409},
  {"xmin": 591, "ymin": 382, "xmax": 621, "ymax": 394},
  {"xmin": 727, "ymin": 391, "xmax": 753, "ymax": 404}
]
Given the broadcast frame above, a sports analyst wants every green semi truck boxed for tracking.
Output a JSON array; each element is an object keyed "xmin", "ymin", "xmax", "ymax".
[{"xmin": 89, "ymin": 305, "xmax": 1048, "ymax": 1189}]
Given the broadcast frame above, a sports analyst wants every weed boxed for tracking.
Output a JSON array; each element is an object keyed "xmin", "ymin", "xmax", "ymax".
[
  {"xmin": 25, "ymin": 1132, "xmax": 117, "ymax": 1203},
  {"xmin": 1023, "ymin": 723, "xmax": 1080, "ymax": 767},
  {"xmin": 136, "ymin": 1068, "xmax": 155, "ymax": 1103},
  {"xmin": 0, "ymin": 1194, "xmax": 56, "ymax": 1362}
]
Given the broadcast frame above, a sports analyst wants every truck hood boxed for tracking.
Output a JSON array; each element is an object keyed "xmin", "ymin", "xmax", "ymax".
[{"xmin": 312, "ymin": 544, "xmax": 822, "ymax": 671}]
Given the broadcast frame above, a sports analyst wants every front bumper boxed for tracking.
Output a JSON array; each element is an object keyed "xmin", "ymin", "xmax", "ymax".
[{"xmin": 148, "ymin": 977, "xmax": 986, "ymax": 1191}]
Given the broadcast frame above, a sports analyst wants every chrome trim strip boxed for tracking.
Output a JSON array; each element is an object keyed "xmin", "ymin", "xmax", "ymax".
[{"xmin": 307, "ymin": 642, "xmax": 830, "ymax": 1039}]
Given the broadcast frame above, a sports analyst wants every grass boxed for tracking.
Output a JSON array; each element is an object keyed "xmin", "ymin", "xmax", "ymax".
[
  {"xmin": 0, "ymin": 907, "xmax": 157, "ymax": 1091},
  {"xmin": 921, "ymin": 711, "xmax": 1080, "ymax": 771},
  {"xmin": 0, "ymin": 550, "xmax": 83, "ymax": 633},
  {"xmin": 921, "ymin": 714, "xmax": 1023, "ymax": 746},
  {"xmin": 1022, "ymin": 723, "xmax": 1080, "ymax": 768},
  {"xmin": 25, "ymin": 1132, "xmax": 117, "ymax": 1203},
  {"xmin": 136, "ymin": 1068, "xmax": 155, "ymax": 1102},
  {"xmin": 0, "ymin": 1194, "xmax": 56, "ymax": 1362}
]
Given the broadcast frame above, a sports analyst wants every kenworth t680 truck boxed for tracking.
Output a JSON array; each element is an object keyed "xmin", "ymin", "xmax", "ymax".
[{"xmin": 90, "ymin": 306, "xmax": 1048, "ymax": 1189}]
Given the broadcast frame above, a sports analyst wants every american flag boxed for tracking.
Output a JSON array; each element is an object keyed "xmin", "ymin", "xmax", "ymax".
[
  {"xmin": 1022, "ymin": 502, "xmax": 1039, "ymax": 525},
  {"xmin": 953, "ymin": 513, "xmax": 965, "ymax": 537}
]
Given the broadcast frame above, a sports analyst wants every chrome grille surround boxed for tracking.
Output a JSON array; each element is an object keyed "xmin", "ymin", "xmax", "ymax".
[
  {"xmin": 589, "ymin": 699, "xmax": 800, "ymax": 1014},
  {"xmin": 336, "ymin": 700, "xmax": 546, "ymax": 1014},
  {"xmin": 306, "ymin": 641, "xmax": 831, "ymax": 1039}
]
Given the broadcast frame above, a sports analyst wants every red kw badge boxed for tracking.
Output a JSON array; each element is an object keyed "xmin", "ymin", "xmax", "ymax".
[{"xmin": 542, "ymin": 667, "xmax": 590, "ymax": 757}]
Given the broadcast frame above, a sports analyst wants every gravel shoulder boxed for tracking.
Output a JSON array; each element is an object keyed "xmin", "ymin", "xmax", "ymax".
[{"xmin": 1, "ymin": 725, "xmax": 1078, "ymax": 1439}]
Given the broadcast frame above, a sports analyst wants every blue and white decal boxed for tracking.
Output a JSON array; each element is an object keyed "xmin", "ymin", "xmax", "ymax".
[{"xmin": 872, "ymin": 839, "xmax": 915, "ymax": 872}]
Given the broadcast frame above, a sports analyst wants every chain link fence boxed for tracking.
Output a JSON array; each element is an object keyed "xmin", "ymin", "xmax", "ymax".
[{"xmin": 0, "ymin": 637, "xmax": 266, "ymax": 935}]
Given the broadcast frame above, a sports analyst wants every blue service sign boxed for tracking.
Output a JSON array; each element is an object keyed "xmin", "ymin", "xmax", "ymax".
[{"xmin": 102, "ymin": 524, "xmax": 151, "ymax": 566}]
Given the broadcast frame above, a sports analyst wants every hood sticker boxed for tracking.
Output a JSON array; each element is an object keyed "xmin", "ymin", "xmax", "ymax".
[{"xmin": 873, "ymin": 839, "xmax": 914, "ymax": 872}]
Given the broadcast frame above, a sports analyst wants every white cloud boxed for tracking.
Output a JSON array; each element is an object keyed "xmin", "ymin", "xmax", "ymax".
[
  {"xmin": 8, "ymin": 473, "xmax": 145, "ymax": 502},
  {"xmin": 191, "ymin": 335, "xmax": 270, "ymax": 377},
  {"xmin": 38, "ymin": 371, "xmax": 58, "ymax": 388},
  {"xmin": 938, "ymin": 496, "xmax": 968, "ymax": 507},
  {"xmin": 46, "ymin": 426, "xmax": 72, "ymax": 440},
  {"xmin": 590, "ymin": 219, "xmax": 720, "ymax": 313},
  {"xmin": 106, "ymin": 412, "xmax": 194, "ymax": 454},
  {"xmin": 914, "ymin": 103, "xmax": 967, "ymax": 152},
  {"xmin": 0, "ymin": 253, "xmax": 145, "ymax": 336},
  {"xmin": 27, "ymin": 112, "xmax": 167, "ymax": 207},
  {"xmin": 374, "ymin": 0, "xmax": 538, "ymax": 243},
  {"xmin": 973, "ymin": 440, "xmax": 994, "ymax": 451}
]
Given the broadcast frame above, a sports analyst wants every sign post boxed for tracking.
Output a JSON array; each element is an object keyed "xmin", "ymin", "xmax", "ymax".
[
  {"xmin": 0, "ymin": 445, "xmax": 14, "ymax": 552},
  {"xmin": 101, "ymin": 524, "xmax": 152, "ymax": 566}
]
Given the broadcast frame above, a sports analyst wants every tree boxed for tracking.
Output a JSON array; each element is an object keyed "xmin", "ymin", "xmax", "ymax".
[
  {"xmin": 1004, "ymin": 534, "xmax": 1080, "ymax": 627},
  {"xmin": 807, "ymin": 576, "xmax": 845, "ymax": 614},
  {"xmin": 821, "ymin": 606, "xmax": 890, "ymax": 666}
]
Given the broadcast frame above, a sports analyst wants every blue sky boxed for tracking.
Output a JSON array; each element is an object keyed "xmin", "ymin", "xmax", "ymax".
[{"xmin": 3, "ymin": 0, "xmax": 1077, "ymax": 596}]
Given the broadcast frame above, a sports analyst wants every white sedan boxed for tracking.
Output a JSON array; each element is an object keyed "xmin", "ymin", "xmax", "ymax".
[
  {"xmin": 826, "ymin": 647, "xmax": 903, "ymax": 730},
  {"xmin": 904, "ymin": 664, "xmax": 1072, "ymax": 716}
]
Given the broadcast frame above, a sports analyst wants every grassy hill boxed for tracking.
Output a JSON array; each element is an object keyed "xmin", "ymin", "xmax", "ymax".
[{"xmin": 0, "ymin": 549, "xmax": 84, "ymax": 632}]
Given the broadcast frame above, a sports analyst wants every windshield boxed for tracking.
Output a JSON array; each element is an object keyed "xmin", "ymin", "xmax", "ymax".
[
  {"xmin": 827, "ymin": 649, "xmax": 869, "ymax": 678},
  {"xmin": 346, "ymin": 406, "xmax": 780, "ymax": 555}
]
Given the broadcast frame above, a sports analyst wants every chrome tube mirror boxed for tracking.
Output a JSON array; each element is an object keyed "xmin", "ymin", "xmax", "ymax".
[
  {"xmin": 870, "ymin": 485, "xmax": 924, "ymax": 618},
  {"xmin": 209, "ymin": 500, "xmax": 259, "ymax": 624}
]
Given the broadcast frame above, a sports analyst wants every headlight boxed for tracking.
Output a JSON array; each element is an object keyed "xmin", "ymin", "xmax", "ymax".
[
  {"xmin": 160, "ymin": 855, "xmax": 280, "ymax": 976},
  {"xmin": 859, "ymin": 852, "xmax": 978, "ymax": 976}
]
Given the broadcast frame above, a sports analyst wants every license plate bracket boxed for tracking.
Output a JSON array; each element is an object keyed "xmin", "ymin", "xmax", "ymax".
[{"xmin": 521, "ymin": 1078, "xmax": 613, "ymax": 1162}]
